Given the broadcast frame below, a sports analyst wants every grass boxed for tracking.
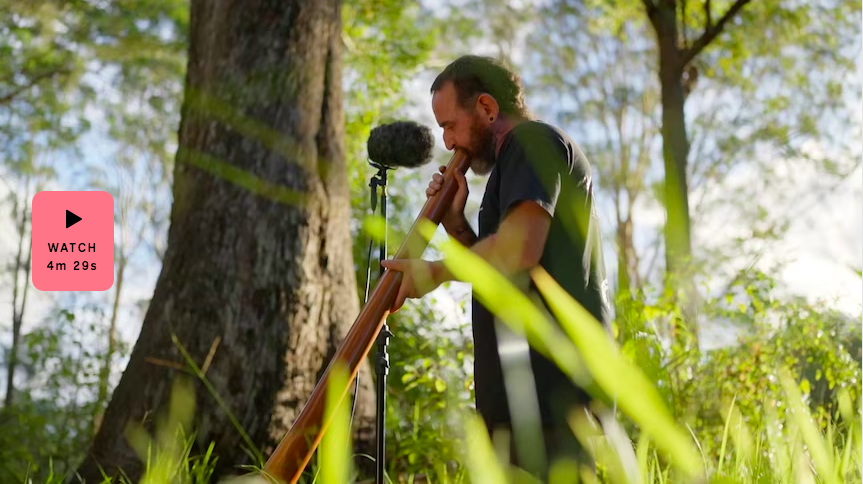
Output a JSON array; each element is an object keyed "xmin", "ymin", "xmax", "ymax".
[
  {"xmin": 23, "ymin": 336, "xmax": 861, "ymax": 484},
  {"xmin": 17, "ymin": 218, "xmax": 861, "ymax": 484}
]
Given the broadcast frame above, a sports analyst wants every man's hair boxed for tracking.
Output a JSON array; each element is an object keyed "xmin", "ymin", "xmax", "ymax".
[{"xmin": 430, "ymin": 55, "xmax": 530, "ymax": 119}]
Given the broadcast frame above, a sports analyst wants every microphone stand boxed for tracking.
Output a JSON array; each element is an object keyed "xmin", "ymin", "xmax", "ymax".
[{"xmin": 363, "ymin": 161, "xmax": 393, "ymax": 484}]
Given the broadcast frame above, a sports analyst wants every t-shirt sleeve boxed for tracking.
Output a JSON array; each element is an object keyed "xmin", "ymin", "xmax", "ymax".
[{"xmin": 497, "ymin": 129, "xmax": 567, "ymax": 218}]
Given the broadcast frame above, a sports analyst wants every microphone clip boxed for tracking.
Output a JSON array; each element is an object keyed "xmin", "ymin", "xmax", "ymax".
[{"xmin": 368, "ymin": 161, "xmax": 392, "ymax": 212}]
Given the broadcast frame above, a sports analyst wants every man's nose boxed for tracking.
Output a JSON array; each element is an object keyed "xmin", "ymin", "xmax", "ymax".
[{"xmin": 443, "ymin": 132, "xmax": 455, "ymax": 151}]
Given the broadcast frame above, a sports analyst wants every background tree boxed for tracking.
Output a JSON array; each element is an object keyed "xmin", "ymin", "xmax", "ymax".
[
  {"xmin": 74, "ymin": 0, "xmax": 377, "ymax": 480},
  {"xmin": 526, "ymin": 0, "xmax": 663, "ymax": 304},
  {"xmin": 517, "ymin": 0, "xmax": 860, "ymax": 346},
  {"xmin": 634, "ymin": 0, "xmax": 861, "ymax": 334},
  {"xmin": 0, "ymin": 0, "xmax": 88, "ymax": 408}
]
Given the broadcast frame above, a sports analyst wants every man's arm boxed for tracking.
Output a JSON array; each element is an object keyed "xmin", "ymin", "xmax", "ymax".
[
  {"xmin": 431, "ymin": 200, "xmax": 551, "ymax": 285},
  {"xmin": 444, "ymin": 215, "xmax": 479, "ymax": 247},
  {"xmin": 380, "ymin": 201, "xmax": 550, "ymax": 312}
]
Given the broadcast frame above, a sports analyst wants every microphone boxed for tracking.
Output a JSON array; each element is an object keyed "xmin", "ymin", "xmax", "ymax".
[{"xmin": 367, "ymin": 120, "xmax": 435, "ymax": 169}]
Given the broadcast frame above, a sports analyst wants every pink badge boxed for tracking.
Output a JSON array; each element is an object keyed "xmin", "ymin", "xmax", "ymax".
[{"xmin": 31, "ymin": 191, "xmax": 115, "ymax": 291}]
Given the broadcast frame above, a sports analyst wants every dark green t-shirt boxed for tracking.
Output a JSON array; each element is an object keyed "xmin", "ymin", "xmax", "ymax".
[{"xmin": 473, "ymin": 120, "xmax": 612, "ymax": 429}]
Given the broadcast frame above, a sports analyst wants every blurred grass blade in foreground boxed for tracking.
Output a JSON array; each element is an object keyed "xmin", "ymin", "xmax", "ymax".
[
  {"xmin": 530, "ymin": 266, "xmax": 703, "ymax": 479},
  {"xmin": 319, "ymin": 362, "xmax": 353, "ymax": 484}
]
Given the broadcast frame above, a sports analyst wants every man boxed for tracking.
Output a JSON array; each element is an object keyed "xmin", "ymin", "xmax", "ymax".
[{"xmin": 380, "ymin": 55, "xmax": 612, "ymax": 478}]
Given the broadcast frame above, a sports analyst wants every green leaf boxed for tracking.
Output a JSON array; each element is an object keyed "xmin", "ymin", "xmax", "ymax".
[
  {"xmin": 531, "ymin": 266, "xmax": 704, "ymax": 479},
  {"xmin": 779, "ymin": 369, "xmax": 840, "ymax": 484}
]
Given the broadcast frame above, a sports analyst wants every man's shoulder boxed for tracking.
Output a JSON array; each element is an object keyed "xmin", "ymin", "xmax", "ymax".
[
  {"xmin": 506, "ymin": 120, "xmax": 572, "ymax": 149},
  {"xmin": 501, "ymin": 120, "xmax": 582, "ymax": 172}
]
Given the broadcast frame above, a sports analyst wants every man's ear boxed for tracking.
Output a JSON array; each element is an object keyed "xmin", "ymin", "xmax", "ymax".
[{"xmin": 476, "ymin": 93, "xmax": 500, "ymax": 121}]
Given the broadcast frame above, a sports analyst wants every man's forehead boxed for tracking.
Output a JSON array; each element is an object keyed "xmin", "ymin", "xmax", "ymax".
[{"xmin": 432, "ymin": 83, "xmax": 458, "ymax": 124}]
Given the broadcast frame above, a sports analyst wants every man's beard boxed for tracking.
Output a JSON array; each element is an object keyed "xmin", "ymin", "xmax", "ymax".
[{"xmin": 468, "ymin": 121, "xmax": 497, "ymax": 175}]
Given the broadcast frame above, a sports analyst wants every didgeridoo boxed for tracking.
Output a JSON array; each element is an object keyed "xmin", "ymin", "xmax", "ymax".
[{"xmin": 263, "ymin": 149, "xmax": 471, "ymax": 483}]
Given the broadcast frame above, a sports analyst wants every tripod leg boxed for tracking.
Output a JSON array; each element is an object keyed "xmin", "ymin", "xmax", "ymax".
[
  {"xmin": 375, "ymin": 324, "xmax": 392, "ymax": 484},
  {"xmin": 376, "ymin": 172, "xmax": 391, "ymax": 484}
]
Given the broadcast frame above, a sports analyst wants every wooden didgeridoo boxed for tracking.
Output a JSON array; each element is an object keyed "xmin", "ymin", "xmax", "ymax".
[{"xmin": 263, "ymin": 149, "xmax": 471, "ymax": 483}]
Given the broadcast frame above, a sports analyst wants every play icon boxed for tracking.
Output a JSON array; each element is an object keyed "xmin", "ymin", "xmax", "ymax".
[
  {"xmin": 32, "ymin": 191, "xmax": 114, "ymax": 291},
  {"xmin": 66, "ymin": 210, "xmax": 82, "ymax": 228}
]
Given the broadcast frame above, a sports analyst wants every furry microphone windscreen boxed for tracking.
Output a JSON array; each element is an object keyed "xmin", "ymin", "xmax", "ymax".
[{"xmin": 367, "ymin": 120, "xmax": 435, "ymax": 169}]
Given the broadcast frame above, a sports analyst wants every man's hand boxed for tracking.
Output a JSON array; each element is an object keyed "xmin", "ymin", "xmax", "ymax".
[
  {"xmin": 427, "ymin": 165, "xmax": 469, "ymax": 232},
  {"xmin": 427, "ymin": 165, "xmax": 477, "ymax": 246},
  {"xmin": 379, "ymin": 259, "xmax": 446, "ymax": 313}
]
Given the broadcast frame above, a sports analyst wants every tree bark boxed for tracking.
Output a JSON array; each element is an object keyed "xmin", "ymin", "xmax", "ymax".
[
  {"xmin": 642, "ymin": 0, "xmax": 754, "ymax": 346},
  {"xmin": 644, "ymin": 0, "xmax": 692, "ymax": 287},
  {"xmin": 93, "ymin": 252, "xmax": 124, "ymax": 434},
  {"xmin": 658, "ymin": 42, "xmax": 693, "ymax": 295},
  {"xmin": 615, "ymin": 215, "xmax": 637, "ymax": 301},
  {"xmin": 641, "ymin": 0, "xmax": 699, "ymax": 345},
  {"xmin": 74, "ymin": 0, "xmax": 375, "ymax": 481},
  {"xmin": 4, "ymin": 193, "xmax": 31, "ymax": 409}
]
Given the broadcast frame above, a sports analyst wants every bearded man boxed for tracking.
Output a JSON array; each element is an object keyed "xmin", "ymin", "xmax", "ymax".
[{"xmin": 381, "ymin": 55, "xmax": 612, "ymax": 479}]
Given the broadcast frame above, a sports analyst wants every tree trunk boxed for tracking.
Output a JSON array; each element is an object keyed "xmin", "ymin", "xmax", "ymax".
[
  {"xmin": 4, "ymin": 187, "xmax": 31, "ymax": 409},
  {"xmin": 658, "ymin": 45, "xmax": 692, "ymax": 293},
  {"xmin": 93, "ymin": 253, "xmax": 124, "ymax": 434},
  {"xmin": 644, "ymin": 0, "xmax": 699, "ymax": 346},
  {"xmin": 74, "ymin": 0, "xmax": 375, "ymax": 481},
  {"xmin": 615, "ymin": 215, "xmax": 637, "ymax": 302},
  {"xmin": 659, "ymin": 61, "xmax": 700, "ymax": 345}
]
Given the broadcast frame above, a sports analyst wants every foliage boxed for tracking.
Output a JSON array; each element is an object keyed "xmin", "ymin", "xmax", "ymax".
[
  {"xmin": 1, "ymin": 0, "xmax": 188, "ymax": 163},
  {"xmin": 343, "ymin": 0, "xmax": 438, "ymax": 245},
  {"xmin": 382, "ymin": 295, "xmax": 474, "ymax": 480},
  {"xmin": 0, "ymin": 306, "xmax": 129, "ymax": 483},
  {"xmin": 617, "ymin": 270, "xmax": 862, "ymax": 480},
  {"xmin": 1, "ymin": 1, "xmax": 186, "ymax": 480},
  {"xmin": 344, "ymin": 219, "xmax": 862, "ymax": 483},
  {"xmin": 0, "ymin": 0, "xmax": 90, "ymax": 161},
  {"xmin": 524, "ymin": 0, "xmax": 861, "ymax": 294},
  {"xmin": 0, "ymin": 0, "xmax": 860, "ymax": 483}
]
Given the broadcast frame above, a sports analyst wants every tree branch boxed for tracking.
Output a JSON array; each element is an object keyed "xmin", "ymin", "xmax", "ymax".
[
  {"xmin": 681, "ymin": 0, "xmax": 688, "ymax": 49},
  {"xmin": 704, "ymin": 0, "xmax": 712, "ymax": 29},
  {"xmin": 0, "ymin": 67, "xmax": 69, "ymax": 105},
  {"xmin": 683, "ymin": 0, "xmax": 751, "ymax": 65},
  {"xmin": 642, "ymin": 0, "xmax": 659, "ymax": 20}
]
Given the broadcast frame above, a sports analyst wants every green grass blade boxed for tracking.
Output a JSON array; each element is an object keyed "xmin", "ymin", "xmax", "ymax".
[
  {"xmin": 530, "ymin": 267, "xmax": 703, "ymax": 480},
  {"xmin": 463, "ymin": 414, "xmax": 510, "ymax": 483},
  {"xmin": 636, "ymin": 432, "xmax": 649, "ymax": 484},
  {"xmin": 717, "ymin": 394, "xmax": 737, "ymax": 474},
  {"xmin": 419, "ymin": 220, "xmax": 596, "ymax": 394},
  {"xmin": 319, "ymin": 362, "xmax": 352, "ymax": 484},
  {"xmin": 779, "ymin": 369, "xmax": 838, "ymax": 484}
]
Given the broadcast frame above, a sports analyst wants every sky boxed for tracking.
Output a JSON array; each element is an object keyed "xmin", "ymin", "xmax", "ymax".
[{"xmin": 0, "ymin": 1, "xmax": 860, "ymax": 395}]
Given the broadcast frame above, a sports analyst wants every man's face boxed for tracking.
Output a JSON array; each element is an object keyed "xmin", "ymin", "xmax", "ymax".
[{"xmin": 432, "ymin": 82, "xmax": 496, "ymax": 175}]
